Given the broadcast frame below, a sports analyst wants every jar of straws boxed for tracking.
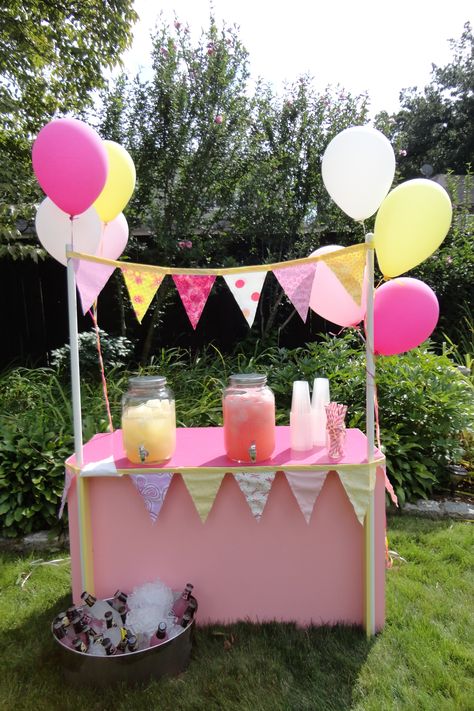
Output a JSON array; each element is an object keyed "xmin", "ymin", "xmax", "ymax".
[{"xmin": 325, "ymin": 402, "xmax": 347, "ymax": 460}]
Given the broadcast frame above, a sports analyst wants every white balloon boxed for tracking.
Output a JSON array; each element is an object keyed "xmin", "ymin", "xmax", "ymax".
[
  {"xmin": 322, "ymin": 126, "xmax": 395, "ymax": 221},
  {"xmin": 35, "ymin": 198, "xmax": 102, "ymax": 265}
]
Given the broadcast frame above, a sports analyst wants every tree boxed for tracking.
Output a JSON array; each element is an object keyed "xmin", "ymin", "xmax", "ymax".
[
  {"xmin": 375, "ymin": 22, "xmax": 473, "ymax": 179},
  {"xmin": 0, "ymin": 0, "xmax": 138, "ymax": 257},
  {"xmin": 96, "ymin": 16, "xmax": 370, "ymax": 356}
]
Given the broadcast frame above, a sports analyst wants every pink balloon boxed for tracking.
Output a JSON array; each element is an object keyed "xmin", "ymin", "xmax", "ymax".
[
  {"xmin": 373, "ymin": 278, "xmax": 439, "ymax": 356},
  {"xmin": 32, "ymin": 118, "xmax": 108, "ymax": 216},
  {"xmin": 309, "ymin": 245, "xmax": 367, "ymax": 327},
  {"xmin": 75, "ymin": 213, "xmax": 129, "ymax": 314}
]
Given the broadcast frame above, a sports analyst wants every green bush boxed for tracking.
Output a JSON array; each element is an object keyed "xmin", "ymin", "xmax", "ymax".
[
  {"xmin": 0, "ymin": 336, "xmax": 472, "ymax": 537},
  {"xmin": 50, "ymin": 329, "xmax": 134, "ymax": 376}
]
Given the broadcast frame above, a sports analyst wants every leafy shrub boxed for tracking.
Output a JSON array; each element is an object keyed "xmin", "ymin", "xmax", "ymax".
[
  {"xmin": 1, "ymin": 336, "xmax": 472, "ymax": 536},
  {"xmin": 50, "ymin": 329, "xmax": 134, "ymax": 376}
]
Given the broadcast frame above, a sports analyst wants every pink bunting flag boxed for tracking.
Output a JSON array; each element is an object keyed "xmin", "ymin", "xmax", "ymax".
[
  {"xmin": 284, "ymin": 471, "xmax": 328, "ymax": 523},
  {"xmin": 273, "ymin": 264, "xmax": 316, "ymax": 322},
  {"xmin": 58, "ymin": 467, "xmax": 75, "ymax": 519},
  {"xmin": 74, "ymin": 213, "xmax": 129, "ymax": 313},
  {"xmin": 223, "ymin": 272, "xmax": 267, "ymax": 327},
  {"xmin": 172, "ymin": 275, "xmax": 216, "ymax": 329}
]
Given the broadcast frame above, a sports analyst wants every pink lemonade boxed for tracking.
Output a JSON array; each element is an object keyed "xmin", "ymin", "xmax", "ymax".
[{"xmin": 223, "ymin": 389, "xmax": 275, "ymax": 462}]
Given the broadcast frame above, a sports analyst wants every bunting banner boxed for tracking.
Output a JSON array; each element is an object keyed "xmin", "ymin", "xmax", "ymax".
[
  {"xmin": 181, "ymin": 472, "xmax": 226, "ymax": 522},
  {"xmin": 223, "ymin": 272, "xmax": 267, "ymax": 327},
  {"xmin": 234, "ymin": 471, "xmax": 276, "ymax": 520},
  {"xmin": 64, "ymin": 462, "xmax": 384, "ymax": 526},
  {"xmin": 121, "ymin": 266, "xmax": 164, "ymax": 323},
  {"xmin": 283, "ymin": 470, "xmax": 328, "ymax": 523},
  {"xmin": 68, "ymin": 243, "xmax": 367, "ymax": 328},
  {"xmin": 273, "ymin": 264, "xmax": 316, "ymax": 322},
  {"xmin": 322, "ymin": 246, "xmax": 367, "ymax": 306},
  {"xmin": 130, "ymin": 473, "xmax": 173, "ymax": 523},
  {"xmin": 172, "ymin": 275, "xmax": 216, "ymax": 329},
  {"xmin": 336, "ymin": 465, "xmax": 377, "ymax": 524}
]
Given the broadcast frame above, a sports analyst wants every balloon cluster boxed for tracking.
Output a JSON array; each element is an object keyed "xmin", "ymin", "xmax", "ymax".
[
  {"xmin": 32, "ymin": 118, "xmax": 136, "ymax": 299},
  {"xmin": 309, "ymin": 126, "xmax": 452, "ymax": 356}
]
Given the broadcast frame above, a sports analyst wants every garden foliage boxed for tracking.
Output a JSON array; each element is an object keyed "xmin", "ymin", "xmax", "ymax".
[{"xmin": 0, "ymin": 334, "xmax": 472, "ymax": 537}]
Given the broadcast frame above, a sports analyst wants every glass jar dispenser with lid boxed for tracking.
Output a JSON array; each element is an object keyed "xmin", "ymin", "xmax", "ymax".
[
  {"xmin": 121, "ymin": 376, "xmax": 176, "ymax": 464},
  {"xmin": 223, "ymin": 373, "xmax": 275, "ymax": 463}
]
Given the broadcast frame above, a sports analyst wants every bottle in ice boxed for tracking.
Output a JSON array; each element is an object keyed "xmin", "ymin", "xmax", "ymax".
[
  {"xmin": 172, "ymin": 583, "xmax": 194, "ymax": 621},
  {"xmin": 53, "ymin": 621, "xmax": 74, "ymax": 648},
  {"xmin": 127, "ymin": 634, "xmax": 139, "ymax": 652},
  {"xmin": 180, "ymin": 610, "xmax": 193, "ymax": 628},
  {"xmin": 81, "ymin": 591, "xmax": 121, "ymax": 627},
  {"xmin": 149, "ymin": 622, "xmax": 168, "ymax": 647},
  {"xmin": 72, "ymin": 636, "xmax": 88, "ymax": 653},
  {"xmin": 104, "ymin": 610, "xmax": 126, "ymax": 650},
  {"xmin": 102, "ymin": 637, "xmax": 117, "ymax": 656},
  {"xmin": 185, "ymin": 597, "xmax": 198, "ymax": 619},
  {"xmin": 111, "ymin": 590, "xmax": 128, "ymax": 611}
]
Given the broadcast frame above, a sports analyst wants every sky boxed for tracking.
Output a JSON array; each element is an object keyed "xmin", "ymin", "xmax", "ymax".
[{"xmin": 122, "ymin": 0, "xmax": 473, "ymax": 116}]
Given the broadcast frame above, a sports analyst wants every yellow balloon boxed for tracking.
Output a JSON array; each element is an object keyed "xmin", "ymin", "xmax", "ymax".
[
  {"xmin": 93, "ymin": 141, "xmax": 136, "ymax": 223},
  {"xmin": 374, "ymin": 179, "xmax": 452, "ymax": 278}
]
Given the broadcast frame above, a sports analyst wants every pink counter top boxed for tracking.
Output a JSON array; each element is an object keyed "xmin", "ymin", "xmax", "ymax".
[{"xmin": 67, "ymin": 426, "xmax": 383, "ymax": 472}]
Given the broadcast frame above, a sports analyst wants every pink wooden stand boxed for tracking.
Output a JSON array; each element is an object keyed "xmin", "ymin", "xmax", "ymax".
[{"xmin": 67, "ymin": 426, "xmax": 386, "ymax": 629}]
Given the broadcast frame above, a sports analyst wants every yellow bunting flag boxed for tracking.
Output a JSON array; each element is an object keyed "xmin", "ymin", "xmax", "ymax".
[
  {"xmin": 121, "ymin": 266, "xmax": 164, "ymax": 323},
  {"xmin": 336, "ymin": 465, "xmax": 376, "ymax": 525},
  {"xmin": 321, "ymin": 246, "xmax": 366, "ymax": 306},
  {"xmin": 181, "ymin": 472, "xmax": 226, "ymax": 522}
]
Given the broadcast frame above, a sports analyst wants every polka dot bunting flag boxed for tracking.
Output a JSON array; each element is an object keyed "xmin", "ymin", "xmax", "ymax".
[{"xmin": 223, "ymin": 272, "xmax": 267, "ymax": 327}]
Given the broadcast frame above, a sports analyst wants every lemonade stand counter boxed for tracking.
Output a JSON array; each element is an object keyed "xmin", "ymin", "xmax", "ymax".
[{"xmin": 66, "ymin": 425, "xmax": 386, "ymax": 630}]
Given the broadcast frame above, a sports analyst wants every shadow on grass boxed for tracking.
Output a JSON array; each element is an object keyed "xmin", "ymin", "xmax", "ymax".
[{"xmin": 0, "ymin": 593, "xmax": 375, "ymax": 711}]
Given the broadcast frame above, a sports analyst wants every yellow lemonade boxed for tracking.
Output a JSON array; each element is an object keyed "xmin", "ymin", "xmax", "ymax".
[{"xmin": 122, "ymin": 400, "xmax": 176, "ymax": 463}]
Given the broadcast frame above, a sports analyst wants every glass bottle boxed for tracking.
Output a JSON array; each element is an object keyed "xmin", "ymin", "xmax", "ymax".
[
  {"xmin": 121, "ymin": 376, "xmax": 176, "ymax": 464},
  {"xmin": 149, "ymin": 622, "xmax": 168, "ymax": 647},
  {"xmin": 81, "ymin": 591, "xmax": 121, "ymax": 628},
  {"xmin": 104, "ymin": 611, "xmax": 126, "ymax": 650},
  {"xmin": 102, "ymin": 637, "xmax": 117, "ymax": 656},
  {"xmin": 127, "ymin": 634, "xmax": 139, "ymax": 652},
  {"xmin": 223, "ymin": 374, "xmax": 275, "ymax": 463},
  {"xmin": 53, "ymin": 621, "xmax": 74, "ymax": 649},
  {"xmin": 172, "ymin": 583, "xmax": 194, "ymax": 622}
]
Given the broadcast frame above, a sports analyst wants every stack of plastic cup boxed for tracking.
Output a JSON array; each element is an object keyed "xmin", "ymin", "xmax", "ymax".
[
  {"xmin": 311, "ymin": 378, "xmax": 330, "ymax": 446},
  {"xmin": 290, "ymin": 381, "xmax": 313, "ymax": 452}
]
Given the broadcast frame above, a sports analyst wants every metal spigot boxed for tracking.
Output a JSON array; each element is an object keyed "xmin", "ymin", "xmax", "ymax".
[
  {"xmin": 138, "ymin": 444, "xmax": 149, "ymax": 463},
  {"xmin": 249, "ymin": 441, "xmax": 257, "ymax": 462}
]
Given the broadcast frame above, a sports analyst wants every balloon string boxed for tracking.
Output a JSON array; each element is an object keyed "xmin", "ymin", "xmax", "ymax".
[
  {"xmin": 88, "ymin": 305, "xmax": 114, "ymax": 433},
  {"xmin": 364, "ymin": 321, "xmax": 398, "ymax": 507}
]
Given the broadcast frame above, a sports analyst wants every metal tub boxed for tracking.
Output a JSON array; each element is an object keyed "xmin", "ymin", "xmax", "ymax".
[{"xmin": 52, "ymin": 599, "xmax": 195, "ymax": 687}]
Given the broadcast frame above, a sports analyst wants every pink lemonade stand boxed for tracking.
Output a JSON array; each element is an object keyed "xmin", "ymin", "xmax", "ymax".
[
  {"xmin": 66, "ymin": 426, "xmax": 386, "ymax": 630},
  {"xmin": 64, "ymin": 236, "xmax": 385, "ymax": 636}
]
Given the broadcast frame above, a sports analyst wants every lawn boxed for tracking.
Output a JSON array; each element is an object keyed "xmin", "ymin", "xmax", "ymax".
[{"xmin": 0, "ymin": 515, "xmax": 472, "ymax": 711}]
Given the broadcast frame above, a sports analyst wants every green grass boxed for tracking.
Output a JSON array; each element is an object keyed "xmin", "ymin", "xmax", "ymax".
[{"xmin": 0, "ymin": 515, "xmax": 473, "ymax": 710}]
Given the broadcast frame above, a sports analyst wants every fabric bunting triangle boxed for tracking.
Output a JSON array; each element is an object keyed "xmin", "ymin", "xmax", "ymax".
[
  {"xmin": 273, "ymin": 264, "xmax": 316, "ymax": 322},
  {"xmin": 130, "ymin": 473, "xmax": 173, "ymax": 523},
  {"xmin": 172, "ymin": 275, "xmax": 216, "ymax": 329},
  {"xmin": 58, "ymin": 467, "xmax": 75, "ymax": 519},
  {"xmin": 223, "ymin": 272, "xmax": 267, "ymax": 327},
  {"xmin": 74, "ymin": 259, "xmax": 116, "ymax": 315},
  {"xmin": 321, "ymin": 247, "xmax": 366, "ymax": 306},
  {"xmin": 283, "ymin": 470, "xmax": 328, "ymax": 523},
  {"xmin": 234, "ymin": 471, "xmax": 275, "ymax": 520},
  {"xmin": 336, "ymin": 465, "xmax": 376, "ymax": 524},
  {"xmin": 181, "ymin": 472, "xmax": 225, "ymax": 522},
  {"xmin": 121, "ymin": 266, "xmax": 164, "ymax": 323}
]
